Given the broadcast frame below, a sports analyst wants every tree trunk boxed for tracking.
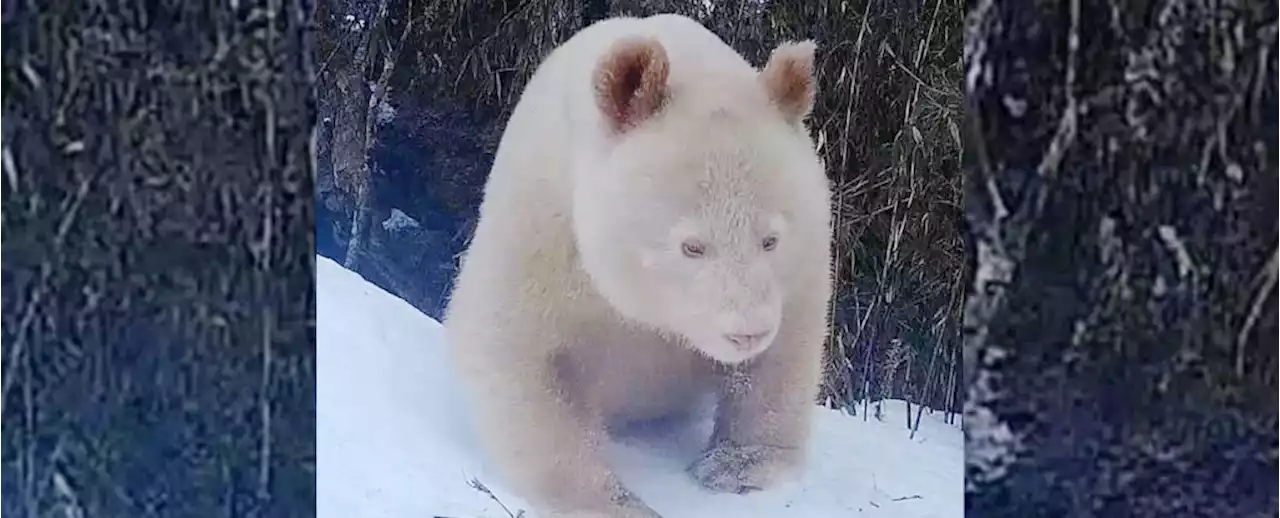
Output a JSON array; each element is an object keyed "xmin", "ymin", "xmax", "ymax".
[
  {"xmin": 330, "ymin": 12, "xmax": 374, "ymax": 268},
  {"xmin": 964, "ymin": 1, "xmax": 1276, "ymax": 515},
  {"xmin": 344, "ymin": 178, "xmax": 374, "ymax": 270},
  {"xmin": 333, "ymin": 0, "xmax": 411, "ymax": 274}
]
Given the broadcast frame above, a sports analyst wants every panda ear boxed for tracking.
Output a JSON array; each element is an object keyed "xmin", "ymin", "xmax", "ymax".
[
  {"xmin": 759, "ymin": 40, "xmax": 817, "ymax": 126},
  {"xmin": 593, "ymin": 36, "xmax": 671, "ymax": 134}
]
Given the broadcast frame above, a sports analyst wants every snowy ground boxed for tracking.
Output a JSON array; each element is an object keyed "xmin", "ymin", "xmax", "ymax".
[{"xmin": 317, "ymin": 255, "xmax": 964, "ymax": 518}]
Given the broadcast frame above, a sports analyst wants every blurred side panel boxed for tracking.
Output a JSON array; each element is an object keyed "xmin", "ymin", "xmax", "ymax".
[
  {"xmin": 962, "ymin": 0, "xmax": 1277, "ymax": 516},
  {"xmin": 2, "ymin": 1, "xmax": 317, "ymax": 517}
]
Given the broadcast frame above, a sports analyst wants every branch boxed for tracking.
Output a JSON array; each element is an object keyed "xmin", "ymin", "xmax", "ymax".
[
  {"xmin": 1237, "ymin": 246, "xmax": 1278, "ymax": 375},
  {"xmin": 2, "ymin": 172, "xmax": 96, "ymax": 413}
]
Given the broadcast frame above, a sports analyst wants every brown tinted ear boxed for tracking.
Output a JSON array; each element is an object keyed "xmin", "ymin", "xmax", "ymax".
[
  {"xmin": 593, "ymin": 36, "xmax": 670, "ymax": 134},
  {"xmin": 759, "ymin": 40, "xmax": 817, "ymax": 126}
]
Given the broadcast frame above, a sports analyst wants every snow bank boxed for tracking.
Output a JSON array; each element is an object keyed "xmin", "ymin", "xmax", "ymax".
[{"xmin": 317, "ymin": 255, "xmax": 963, "ymax": 518}]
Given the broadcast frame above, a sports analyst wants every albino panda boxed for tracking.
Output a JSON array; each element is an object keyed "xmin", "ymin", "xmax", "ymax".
[{"xmin": 444, "ymin": 13, "xmax": 833, "ymax": 518}]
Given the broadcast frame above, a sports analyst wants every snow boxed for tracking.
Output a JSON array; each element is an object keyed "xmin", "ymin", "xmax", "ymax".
[
  {"xmin": 381, "ymin": 208, "xmax": 419, "ymax": 232},
  {"xmin": 375, "ymin": 98, "xmax": 397, "ymax": 127},
  {"xmin": 318, "ymin": 255, "xmax": 964, "ymax": 518}
]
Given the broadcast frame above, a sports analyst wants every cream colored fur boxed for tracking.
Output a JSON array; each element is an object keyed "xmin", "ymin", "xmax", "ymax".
[{"xmin": 444, "ymin": 13, "xmax": 833, "ymax": 518}]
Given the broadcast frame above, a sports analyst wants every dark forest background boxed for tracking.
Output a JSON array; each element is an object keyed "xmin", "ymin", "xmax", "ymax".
[
  {"xmin": 314, "ymin": 0, "xmax": 967, "ymax": 426},
  {"xmin": 2, "ymin": 1, "xmax": 316, "ymax": 517},
  {"xmin": 963, "ymin": 0, "xmax": 1278, "ymax": 516}
]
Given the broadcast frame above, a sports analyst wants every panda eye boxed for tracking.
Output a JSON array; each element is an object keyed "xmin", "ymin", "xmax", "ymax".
[
  {"xmin": 681, "ymin": 240, "xmax": 706, "ymax": 258},
  {"xmin": 762, "ymin": 235, "xmax": 779, "ymax": 251}
]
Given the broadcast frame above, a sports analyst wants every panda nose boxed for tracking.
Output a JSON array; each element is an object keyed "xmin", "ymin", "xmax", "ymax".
[{"xmin": 724, "ymin": 331, "xmax": 770, "ymax": 350}]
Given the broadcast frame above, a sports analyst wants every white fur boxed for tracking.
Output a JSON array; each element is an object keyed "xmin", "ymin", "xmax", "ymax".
[{"xmin": 444, "ymin": 14, "xmax": 833, "ymax": 518}]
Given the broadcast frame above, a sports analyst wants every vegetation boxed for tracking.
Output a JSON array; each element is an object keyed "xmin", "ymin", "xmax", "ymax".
[
  {"xmin": 2, "ymin": 2, "xmax": 316, "ymax": 516},
  {"xmin": 963, "ymin": 0, "xmax": 1277, "ymax": 515}
]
